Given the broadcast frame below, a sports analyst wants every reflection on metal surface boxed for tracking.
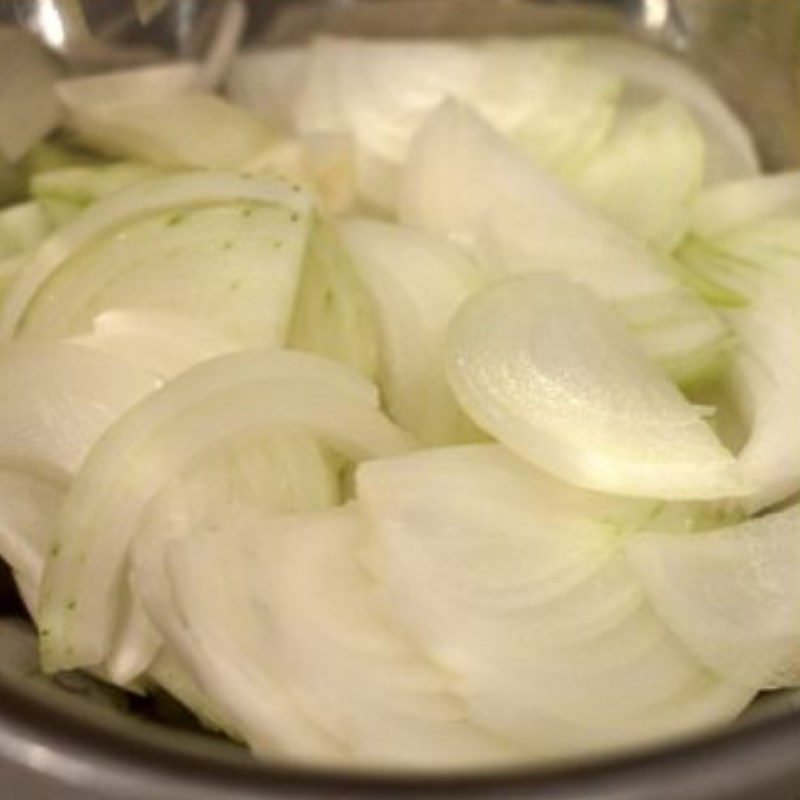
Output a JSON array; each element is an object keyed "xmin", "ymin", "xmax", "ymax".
[
  {"xmin": 641, "ymin": 0, "xmax": 669, "ymax": 31},
  {"xmin": 31, "ymin": 0, "xmax": 66, "ymax": 48}
]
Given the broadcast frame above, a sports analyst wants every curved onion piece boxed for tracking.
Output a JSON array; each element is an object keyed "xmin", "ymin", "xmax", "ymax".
[
  {"xmin": 31, "ymin": 162, "xmax": 163, "ymax": 227},
  {"xmin": 691, "ymin": 171, "xmax": 800, "ymax": 238},
  {"xmin": 1, "ymin": 172, "xmax": 313, "ymax": 344},
  {"xmin": 399, "ymin": 100, "xmax": 731, "ymax": 388},
  {"xmin": 572, "ymin": 99, "xmax": 705, "ymax": 250},
  {"xmin": 38, "ymin": 350, "xmax": 412, "ymax": 673},
  {"xmin": 357, "ymin": 446, "xmax": 752, "ymax": 755},
  {"xmin": 341, "ymin": 218, "xmax": 483, "ymax": 444},
  {"xmin": 114, "ymin": 400, "xmax": 345, "ymax": 686},
  {"xmin": 727, "ymin": 279, "xmax": 800, "ymax": 511},
  {"xmin": 580, "ymin": 36, "xmax": 759, "ymax": 182},
  {"xmin": 445, "ymin": 273, "xmax": 745, "ymax": 499},
  {"xmin": 0, "ymin": 343, "xmax": 160, "ymax": 476},
  {"xmin": 0, "ymin": 29, "xmax": 62, "ymax": 161},
  {"xmin": 627, "ymin": 505, "xmax": 800, "ymax": 688},
  {"xmin": 678, "ymin": 218, "xmax": 800, "ymax": 509},
  {"xmin": 288, "ymin": 219, "xmax": 379, "ymax": 380},
  {"xmin": 165, "ymin": 505, "xmax": 516, "ymax": 767},
  {"xmin": 401, "ymin": 100, "xmax": 680, "ymax": 298},
  {"xmin": 70, "ymin": 309, "xmax": 238, "ymax": 378},
  {"xmin": 293, "ymin": 37, "xmax": 618, "ymax": 209},
  {"xmin": 164, "ymin": 509, "xmax": 346, "ymax": 763},
  {"xmin": 61, "ymin": 93, "xmax": 273, "ymax": 170}
]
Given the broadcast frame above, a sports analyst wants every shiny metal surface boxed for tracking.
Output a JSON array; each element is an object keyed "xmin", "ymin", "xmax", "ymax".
[{"xmin": 1, "ymin": 1, "xmax": 800, "ymax": 797}]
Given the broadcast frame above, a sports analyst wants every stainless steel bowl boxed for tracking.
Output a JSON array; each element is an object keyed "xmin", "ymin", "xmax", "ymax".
[{"xmin": 1, "ymin": 1, "xmax": 799, "ymax": 797}]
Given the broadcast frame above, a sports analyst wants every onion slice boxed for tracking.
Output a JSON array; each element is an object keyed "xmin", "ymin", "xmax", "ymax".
[
  {"xmin": 580, "ymin": 35, "xmax": 759, "ymax": 182},
  {"xmin": 164, "ymin": 505, "xmax": 516, "ymax": 767},
  {"xmin": 445, "ymin": 273, "xmax": 745, "ymax": 499},
  {"xmin": 627, "ymin": 504, "xmax": 800, "ymax": 688},
  {"xmin": 1, "ymin": 172, "xmax": 313, "ymax": 344},
  {"xmin": 357, "ymin": 445, "xmax": 752, "ymax": 755},
  {"xmin": 38, "ymin": 350, "xmax": 412, "ymax": 673},
  {"xmin": 341, "ymin": 217, "xmax": 483, "ymax": 444},
  {"xmin": 691, "ymin": 172, "xmax": 800, "ymax": 238}
]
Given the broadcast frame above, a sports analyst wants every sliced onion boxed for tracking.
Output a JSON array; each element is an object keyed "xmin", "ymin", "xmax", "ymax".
[
  {"xmin": 293, "ymin": 37, "xmax": 619, "ymax": 210},
  {"xmin": 70, "ymin": 309, "xmax": 238, "ymax": 378},
  {"xmin": 445, "ymin": 273, "xmax": 745, "ymax": 499},
  {"xmin": 165, "ymin": 505, "xmax": 516, "ymax": 767},
  {"xmin": 0, "ymin": 342, "xmax": 160, "ymax": 477},
  {"xmin": 1, "ymin": 172, "xmax": 313, "ymax": 344},
  {"xmin": 0, "ymin": 29, "xmax": 62, "ymax": 161},
  {"xmin": 31, "ymin": 162, "xmax": 163, "ymax": 227},
  {"xmin": 580, "ymin": 35, "xmax": 759, "ymax": 182},
  {"xmin": 357, "ymin": 445, "xmax": 752, "ymax": 755},
  {"xmin": 60, "ymin": 92, "xmax": 273, "ymax": 170},
  {"xmin": 572, "ymin": 99, "xmax": 705, "ymax": 250},
  {"xmin": 627, "ymin": 504, "xmax": 800, "ymax": 688},
  {"xmin": 399, "ymin": 99, "xmax": 683, "ymax": 297},
  {"xmin": 288, "ymin": 218, "xmax": 380, "ymax": 380},
  {"xmin": 38, "ymin": 350, "xmax": 412, "ymax": 673},
  {"xmin": 165, "ymin": 510, "xmax": 347, "ymax": 763},
  {"xmin": 677, "ymin": 216, "xmax": 800, "ymax": 509},
  {"xmin": 400, "ymin": 101, "xmax": 731, "ymax": 387},
  {"xmin": 691, "ymin": 171, "xmax": 800, "ymax": 238},
  {"xmin": 341, "ymin": 217, "xmax": 483, "ymax": 444}
]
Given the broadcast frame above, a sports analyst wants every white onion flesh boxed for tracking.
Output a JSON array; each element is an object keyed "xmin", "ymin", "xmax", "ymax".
[
  {"xmin": 0, "ymin": 342, "xmax": 160, "ymax": 477},
  {"xmin": 38, "ymin": 350, "xmax": 412, "ymax": 673},
  {"xmin": 399, "ymin": 101, "xmax": 730, "ymax": 387},
  {"xmin": 445, "ymin": 272, "xmax": 744, "ymax": 499},
  {"xmin": 1, "ymin": 173, "xmax": 313, "ymax": 345},
  {"xmin": 292, "ymin": 37, "xmax": 619, "ymax": 209},
  {"xmin": 70, "ymin": 309, "xmax": 238, "ymax": 378},
  {"xmin": 357, "ymin": 446, "xmax": 753, "ymax": 754},
  {"xmin": 62, "ymin": 93, "xmax": 273, "ymax": 170},
  {"xmin": 288, "ymin": 219, "xmax": 380, "ymax": 380},
  {"xmin": 686, "ymin": 218, "xmax": 800, "ymax": 510},
  {"xmin": 572, "ymin": 99, "xmax": 705, "ymax": 251},
  {"xmin": 31, "ymin": 162, "xmax": 163, "ymax": 227},
  {"xmin": 627, "ymin": 505, "xmax": 800, "ymax": 688},
  {"xmin": 341, "ymin": 217, "xmax": 483, "ymax": 444},
  {"xmin": 165, "ymin": 505, "xmax": 517, "ymax": 767},
  {"xmin": 580, "ymin": 35, "xmax": 759, "ymax": 182},
  {"xmin": 691, "ymin": 172, "xmax": 800, "ymax": 238}
]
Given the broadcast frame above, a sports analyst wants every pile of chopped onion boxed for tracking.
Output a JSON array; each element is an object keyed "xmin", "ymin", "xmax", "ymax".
[{"xmin": 1, "ymin": 28, "xmax": 799, "ymax": 772}]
